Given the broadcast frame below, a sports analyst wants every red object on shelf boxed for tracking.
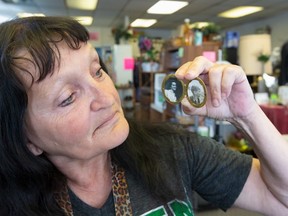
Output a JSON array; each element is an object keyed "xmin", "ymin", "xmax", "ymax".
[{"xmin": 260, "ymin": 104, "xmax": 288, "ymax": 134}]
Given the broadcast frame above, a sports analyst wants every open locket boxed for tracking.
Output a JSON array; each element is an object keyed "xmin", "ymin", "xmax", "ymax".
[{"xmin": 162, "ymin": 74, "xmax": 207, "ymax": 108}]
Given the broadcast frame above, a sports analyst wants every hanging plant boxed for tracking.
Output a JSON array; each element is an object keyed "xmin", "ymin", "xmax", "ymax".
[{"xmin": 111, "ymin": 25, "xmax": 133, "ymax": 44}]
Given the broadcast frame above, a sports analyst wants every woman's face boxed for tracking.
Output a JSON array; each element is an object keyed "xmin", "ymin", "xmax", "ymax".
[
  {"xmin": 171, "ymin": 81, "xmax": 177, "ymax": 91},
  {"xmin": 23, "ymin": 42, "xmax": 129, "ymax": 161}
]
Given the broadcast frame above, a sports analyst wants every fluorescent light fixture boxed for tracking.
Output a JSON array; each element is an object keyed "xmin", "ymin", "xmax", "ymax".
[
  {"xmin": 190, "ymin": 22, "xmax": 210, "ymax": 29},
  {"xmin": 147, "ymin": 0, "xmax": 188, "ymax": 14},
  {"xmin": 2, "ymin": 0, "xmax": 26, "ymax": 3},
  {"xmin": 131, "ymin": 19, "xmax": 157, "ymax": 28},
  {"xmin": 17, "ymin": 13, "xmax": 45, "ymax": 18},
  {"xmin": 73, "ymin": 16, "xmax": 93, "ymax": 26},
  {"xmin": 0, "ymin": 15, "xmax": 12, "ymax": 23},
  {"xmin": 66, "ymin": 0, "xmax": 98, "ymax": 10},
  {"xmin": 218, "ymin": 6, "xmax": 263, "ymax": 18}
]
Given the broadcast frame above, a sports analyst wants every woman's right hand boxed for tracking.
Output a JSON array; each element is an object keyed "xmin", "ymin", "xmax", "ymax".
[{"xmin": 175, "ymin": 56, "xmax": 258, "ymax": 122}]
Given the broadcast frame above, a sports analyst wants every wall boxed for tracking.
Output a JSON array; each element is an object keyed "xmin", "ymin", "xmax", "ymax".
[
  {"xmin": 140, "ymin": 28, "xmax": 172, "ymax": 40},
  {"xmin": 167, "ymin": 11, "xmax": 288, "ymax": 50},
  {"xmin": 86, "ymin": 26, "xmax": 115, "ymax": 47},
  {"xmin": 225, "ymin": 12, "xmax": 288, "ymax": 49},
  {"xmin": 86, "ymin": 12, "xmax": 288, "ymax": 54},
  {"xmin": 86, "ymin": 26, "xmax": 173, "ymax": 47}
]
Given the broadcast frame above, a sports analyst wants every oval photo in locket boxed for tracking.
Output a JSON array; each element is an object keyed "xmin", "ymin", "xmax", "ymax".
[
  {"xmin": 186, "ymin": 77, "xmax": 207, "ymax": 108},
  {"xmin": 162, "ymin": 74, "xmax": 185, "ymax": 104}
]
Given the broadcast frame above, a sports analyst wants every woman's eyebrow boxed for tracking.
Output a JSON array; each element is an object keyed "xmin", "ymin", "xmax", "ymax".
[{"xmin": 88, "ymin": 45, "xmax": 100, "ymax": 63}]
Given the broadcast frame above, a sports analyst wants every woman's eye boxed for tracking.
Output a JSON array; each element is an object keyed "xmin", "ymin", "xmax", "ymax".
[
  {"xmin": 95, "ymin": 67, "xmax": 103, "ymax": 78},
  {"xmin": 59, "ymin": 93, "xmax": 75, "ymax": 107}
]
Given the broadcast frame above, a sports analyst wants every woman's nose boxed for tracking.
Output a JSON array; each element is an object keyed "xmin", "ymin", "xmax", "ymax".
[{"xmin": 89, "ymin": 85, "xmax": 113, "ymax": 112}]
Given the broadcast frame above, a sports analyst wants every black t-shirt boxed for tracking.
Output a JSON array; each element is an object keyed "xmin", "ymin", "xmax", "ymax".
[
  {"xmin": 68, "ymin": 189, "xmax": 115, "ymax": 216},
  {"xmin": 69, "ymin": 134, "xmax": 252, "ymax": 215}
]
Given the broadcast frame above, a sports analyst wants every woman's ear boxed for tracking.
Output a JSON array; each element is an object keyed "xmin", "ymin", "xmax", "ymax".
[{"xmin": 27, "ymin": 143, "xmax": 43, "ymax": 156}]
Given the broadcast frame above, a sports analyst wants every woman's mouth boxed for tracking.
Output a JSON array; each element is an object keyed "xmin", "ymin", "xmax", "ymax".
[{"xmin": 93, "ymin": 112, "xmax": 118, "ymax": 134}]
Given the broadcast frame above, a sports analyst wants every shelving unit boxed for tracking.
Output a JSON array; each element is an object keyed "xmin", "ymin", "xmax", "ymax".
[
  {"xmin": 161, "ymin": 42, "xmax": 221, "ymax": 122},
  {"xmin": 153, "ymin": 73, "xmax": 166, "ymax": 108},
  {"xmin": 116, "ymin": 86, "xmax": 135, "ymax": 118},
  {"xmin": 163, "ymin": 46, "xmax": 182, "ymax": 71},
  {"xmin": 138, "ymin": 70, "xmax": 158, "ymax": 107},
  {"xmin": 137, "ymin": 42, "xmax": 221, "ymax": 123},
  {"xmin": 137, "ymin": 64, "xmax": 166, "ymax": 122}
]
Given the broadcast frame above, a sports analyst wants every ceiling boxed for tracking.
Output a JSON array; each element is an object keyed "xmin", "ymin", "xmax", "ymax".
[{"xmin": 1, "ymin": 0, "xmax": 288, "ymax": 31}]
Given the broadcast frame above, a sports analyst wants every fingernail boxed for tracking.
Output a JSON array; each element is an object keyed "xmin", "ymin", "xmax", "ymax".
[{"xmin": 213, "ymin": 99, "xmax": 220, "ymax": 107}]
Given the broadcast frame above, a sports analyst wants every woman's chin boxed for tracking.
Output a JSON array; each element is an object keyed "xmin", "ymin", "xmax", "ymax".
[{"xmin": 110, "ymin": 117, "xmax": 130, "ymax": 148}]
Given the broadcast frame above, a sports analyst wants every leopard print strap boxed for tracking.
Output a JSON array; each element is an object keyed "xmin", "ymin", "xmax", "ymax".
[
  {"xmin": 111, "ymin": 161, "xmax": 133, "ymax": 216},
  {"xmin": 54, "ymin": 181, "xmax": 73, "ymax": 216},
  {"xmin": 54, "ymin": 161, "xmax": 132, "ymax": 215}
]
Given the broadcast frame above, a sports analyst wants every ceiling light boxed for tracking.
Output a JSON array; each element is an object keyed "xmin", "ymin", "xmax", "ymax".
[
  {"xmin": 73, "ymin": 16, "xmax": 93, "ymax": 26},
  {"xmin": 2, "ymin": 0, "xmax": 28, "ymax": 3},
  {"xmin": 218, "ymin": 6, "xmax": 263, "ymax": 18},
  {"xmin": 147, "ymin": 0, "xmax": 188, "ymax": 14},
  {"xmin": 0, "ymin": 15, "xmax": 12, "ymax": 23},
  {"xmin": 66, "ymin": 0, "xmax": 98, "ymax": 10},
  {"xmin": 190, "ymin": 22, "xmax": 210, "ymax": 29},
  {"xmin": 131, "ymin": 19, "xmax": 157, "ymax": 28},
  {"xmin": 17, "ymin": 13, "xmax": 45, "ymax": 18}
]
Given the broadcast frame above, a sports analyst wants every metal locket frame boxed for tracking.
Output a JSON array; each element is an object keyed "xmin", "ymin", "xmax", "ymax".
[{"xmin": 162, "ymin": 74, "xmax": 207, "ymax": 108}]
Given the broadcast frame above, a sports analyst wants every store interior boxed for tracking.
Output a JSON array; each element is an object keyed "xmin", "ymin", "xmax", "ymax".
[{"xmin": 1, "ymin": 0, "xmax": 288, "ymax": 215}]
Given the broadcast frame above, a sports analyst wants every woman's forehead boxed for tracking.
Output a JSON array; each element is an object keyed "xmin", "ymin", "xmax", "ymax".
[
  {"xmin": 13, "ymin": 50, "xmax": 38, "ymax": 88},
  {"xmin": 17, "ymin": 42, "xmax": 98, "ymax": 88}
]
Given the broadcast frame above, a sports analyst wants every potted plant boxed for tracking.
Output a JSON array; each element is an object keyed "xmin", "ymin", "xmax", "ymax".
[
  {"xmin": 257, "ymin": 53, "xmax": 270, "ymax": 92},
  {"xmin": 201, "ymin": 23, "xmax": 221, "ymax": 41},
  {"xmin": 138, "ymin": 36, "xmax": 160, "ymax": 72}
]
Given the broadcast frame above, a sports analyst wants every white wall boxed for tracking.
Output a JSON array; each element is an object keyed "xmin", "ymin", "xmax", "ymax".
[{"xmin": 86, "ymin": 26, "xmax": 115, "ymax": 47}]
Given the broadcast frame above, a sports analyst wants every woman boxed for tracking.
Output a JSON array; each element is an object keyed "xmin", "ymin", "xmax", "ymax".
[
  {"xmin": 0, "ymin": 16, "xmax": 287, "ymax": 215},
  {"xmin": 278, "ymin": 41, "xmax": 288, "ymax": 86}
]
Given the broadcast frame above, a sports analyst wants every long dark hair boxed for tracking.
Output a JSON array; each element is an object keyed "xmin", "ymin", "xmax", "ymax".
[
  {"xmin": 0, "ymin": 16, "xmax": 180, "ymax": 215},
  {"xmin": 278, "ymin": 41, "xmax": 288, "ymax": 86},
  {"xmin": 0, "ymin": 16, "xmax": 89, "ymax": 215},
  {"xmin": 112, "ymin": 119, "xmax": 182, "ymax": 202}
]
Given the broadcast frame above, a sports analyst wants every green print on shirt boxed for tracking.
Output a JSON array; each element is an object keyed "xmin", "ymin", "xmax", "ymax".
[
  {"xmin": 141, "ymin": 199, "xmax": 194, "ymax": 216},
  {"xmin": 168, "ymin": 199, "xmax": 193, "ymax": 215},
  {"xmin": 141, "ymin": 206, "xmax": 167, "ymax": 216}
]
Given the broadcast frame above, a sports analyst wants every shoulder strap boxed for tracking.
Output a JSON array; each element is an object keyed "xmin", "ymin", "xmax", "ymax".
[
  {"xmin": 54, "ymin": 161, "xmax": 133, "ymax": 215},
  {"xmin": 111, "ymin": 161, "xmax": 133, "ymax": 215}
]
